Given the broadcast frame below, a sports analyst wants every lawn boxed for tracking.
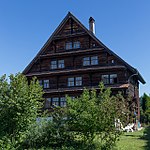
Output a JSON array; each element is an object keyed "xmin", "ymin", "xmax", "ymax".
[{"xmin": 115, "ymin": 126, "xmax": 150, "ymax": 150}]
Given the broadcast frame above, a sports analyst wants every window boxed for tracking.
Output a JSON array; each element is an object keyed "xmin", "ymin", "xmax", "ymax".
[
  {"xmin": 51, "ymin": 60, "xmax": 65, "ymax": 69},
  {"xmin": 39, "ymin": 80, "xmax": 43, "ymax": 87},
  {"xmin": 60, "ymin": 97, "xmax": 66, "ymax": 107},
  {"xmin": 76, "ymin": 77, "xmax": 82, "ymax": 86},
  {"xmin": 58, "ymin": 60, "xmax": 64, "ymax": 68},
  {"xmin": 83, "ymin": 57, "xmax": 90, "ymax": 66},
  {"xmin": 102, "ymin": 75, "xmax": 109, "ymax": 84},
  {"xmin": 65, "ymin": 42, "xmax": 72, "ymax": 50},
  {"xmin": 65, "ymin": 41, "xmax": 80, "ymax": 50},
  {"xmin": 68, "ymin": 77, "xmax": 82, "ymax": 87},
  {"xmin": 73, "ymin": 41, "xmax": 80, "ymax": 49},
  {"xmin": 52, "ymin": 97, "xmax": 59, "ymax": 106},
  {"xmin": 68, "ymin": 78, "xmax": 74, "ymax": 86},
  {"xmin": 83, "ymin": 56, "xmax": 98, "ymax": 66},
  {"xmin": 91, "ymin": 56, "xmax": 98, "ymax": 65},
  {"xmin": 45, "ymin": 98, "xmax": 51, "ymax": 108},
  {"xmin": 110, "ymin": 74, "xmax": 117, "ymax": 84},
  {"xmin": 43, "ymin": 80, "xmax": 49, "ymax": 88},
  {"xmin": 51, "ymin": 60, "xmax": 57, "ymax": 69},
  {"xmin": 102, "ymin": 74, "xmax": 117, "ymax": 84}
]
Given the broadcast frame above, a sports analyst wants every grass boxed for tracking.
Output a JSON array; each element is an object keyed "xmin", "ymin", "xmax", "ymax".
[{"xmin": 115, "ymin": 126, "xmax": 150, "ymax": 150}]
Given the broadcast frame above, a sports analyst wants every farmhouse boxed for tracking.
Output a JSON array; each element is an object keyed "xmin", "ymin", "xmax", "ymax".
[{"xmin": 23, "ymin": 12, "xmax": 145, "ymax": 121}]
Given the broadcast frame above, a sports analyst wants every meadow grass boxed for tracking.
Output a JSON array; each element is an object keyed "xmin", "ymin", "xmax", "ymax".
[{"xmin": 115, "ymin": 126, "xmax": 150, "ymax": 150}]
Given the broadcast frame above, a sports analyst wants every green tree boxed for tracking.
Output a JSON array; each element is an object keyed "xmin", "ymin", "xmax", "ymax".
[
  {"xmin": 141, "ymin": 93, "xmax": 150, "ymax": 124},
  {"xmin": 23, "ymin": 82, "xmax": 127, "ymax": 150},
  {"xmin": 66, "ymin": 83, "xmax": 127, "ymax": 149},
  {"xmin": 0, "ymin": 73, "xmax": 43, "ymax": 149}
]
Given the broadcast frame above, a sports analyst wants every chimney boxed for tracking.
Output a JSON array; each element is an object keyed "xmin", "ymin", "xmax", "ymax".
[{"xmin": 89, "ymin": 17, "xmax": 95, "ymax": 34}]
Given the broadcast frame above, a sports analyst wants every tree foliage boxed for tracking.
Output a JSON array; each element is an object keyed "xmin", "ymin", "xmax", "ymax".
[
  {"xmin": 0, "ymin": 74, "xmax": 43, "ymax": 149},
  {"xmin": 140, "ymin": 93, "xmax": 150, "ymax": 124},
  {"xmin": 0, "ymin": 74, "xmax": 128, "ymax": 150},
  {"xmin": 25, "ymin": 82, "xmax": 127, "ymax": 150}
]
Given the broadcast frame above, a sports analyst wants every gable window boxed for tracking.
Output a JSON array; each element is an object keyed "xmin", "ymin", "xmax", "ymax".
[
  {"xmin": 60, "ymin": 97, "xmax": 66, "ymax": 107},
  {"xmin": 65, "ymin": 42, "xmax": 72, "ymax": 50},
  {"xmin": 45, "ymin": 98, "xmax": 51, "ymax": 108},
  {"xmin": 91, "ymin": 56, "xmax": 98, "ymax": 65},
  {"xmin": 68, "ymin": 77, "xmax": 74, "ymax": 86},
  {"xmin": 43, "ymin": 80, "xmax": 49, "ymax": 88},
  {"xmin": 102, "ymin": 74, "xmax": 117, "ymax": 84},
  {"xmin": 73, "ymin": 41, "xmax": 80, "ymax": 49},
  {"xmin": 68, "ymin": 77, "xmax": 82, "ymax": 87},
  {"xmin": 83, "ymin": 56, "xmax": 98, "ymax": 66},
  {"xmin": 65, "ymin": 41, "xmax": 80, "ymax": 50},
  {"xmin": 52, "ymin": 97, "xmax": 59, "ymax": 106},
  {"xmin": 51, "ymin": 60, "xmax": 65, "ymax": 69},
  {"xmin": 76, "ymin": 77, "xmax": 82, "ymax": 86},
  {"xmin": 51, "ymin": 60, "xmax": 57, "ymax": 69},
  {"xmin": 58, "ymin": 60, "xmax": 64, "ymax": 68}
]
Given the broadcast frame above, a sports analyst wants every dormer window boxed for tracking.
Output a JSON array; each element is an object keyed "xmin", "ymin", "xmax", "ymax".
[{"xmin": 65, "ymin": 41, "xmax": 80, "ymax": 50}]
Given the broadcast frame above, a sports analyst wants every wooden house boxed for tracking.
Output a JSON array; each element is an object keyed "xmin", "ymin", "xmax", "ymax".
[{"xmin": 23, "ymin": 12, "xmax": 145, "ymax": 121}]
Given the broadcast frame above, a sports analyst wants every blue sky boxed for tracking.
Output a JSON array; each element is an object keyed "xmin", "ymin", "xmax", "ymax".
[{"xmin": 0, "ymin": 0, "xmax": 149, "ymax": 96}]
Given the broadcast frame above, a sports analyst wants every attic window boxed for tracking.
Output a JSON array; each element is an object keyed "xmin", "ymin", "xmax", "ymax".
[
  {"xmin": 73, "ymin": 41, "xmax": 80, "ymax": 49},
  {"xmin": 111, "ymin": 60, "xmax": 115, "ymax": 64},
  {"xmin": 65, "ymin": 41, "xmax": 80, "ymax": 50},
  {"xmin": 65, "ymin": 42, "xmax": 72, "ymax": 50}
]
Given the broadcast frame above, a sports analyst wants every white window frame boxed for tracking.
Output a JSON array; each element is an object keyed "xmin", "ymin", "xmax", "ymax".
[
  {"xmin": 83, "ymin": 57, "xmax": 90, "ymax": 66},
  {"xmin": 58, "ymin": 60, "xmax": 65, "ymax": 68},
  {"xmin": 51, "ymin": 60, "xmax": 57, "ymax": 69},
  {"xmin": 39, "ymin": 80, "xmax": 43, "ymax": 87},
  {"xmin": 102, "ymin": 75, "xmax": 109, "ymax": 84},
  {"xmin": 43, "ymin": 80, "xmax": 49, "ymax": 88},
  {"xmin": 91, "ymin": 56, "xmax": 98, "ymax": 65},
  {"xmin": 73, "ymin": 41, "xmax": 80, "ymax": 49},
  {"xmin": 65, "ymin": 42, "xmax": 72, "ymax": 50},
  {"xmin": 110, "ymin": 74, "xmax": 117, "ymax": 84},
  {"xmin": 52, "ymin": 97, "xmax": 59, "ymax": 106},
  {"xmin": 60, "ymin": 97, "xmax": 66, "ymax": 107},
  {"xmin": 75, "ymin": 77, "xmax": 82, "ymax": 86},
  {"xmin": 68, "ymin": 77, "xmax": 74, "ymax": 86}
]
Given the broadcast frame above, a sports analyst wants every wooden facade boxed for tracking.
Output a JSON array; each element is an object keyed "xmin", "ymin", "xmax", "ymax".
[{"xmin": 23, "ymin": 12, "xmax": 145, "ymax": 121}]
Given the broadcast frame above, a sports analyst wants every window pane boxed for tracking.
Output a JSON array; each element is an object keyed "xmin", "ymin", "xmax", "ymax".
[
  {"xmin": 39, "ymin": 80, "xmax": 43, "ymax": 87},
  {"xmin": 110, "ymin": 74, "xmax": 117, "ymax": 84},
  {"xmin": 83, "ymin": 57, "xmax": 90, "ymax": 66},
  {"xmin": 73, "ymin": 41, "xmax": 80, "ymax": 49},
  {"xmin": 76, "ymin": 77, "xmax": 82, "ymax": 86},
  {"xmin": 60, "ymin": 97, "xmax": 66, "ymax": 107},
  {"xmin": 43, "ymin": 80, "xmax": 49, "ymax": 88},
  {"xmin": 45, "ymin": 98, "xmax": 51, "ymax": 108},
  {"xmin": 51, "ymin": 61, "xmax": 57, "ymax": 69},
  {"xmin": 68, "ymin": 77, "xmax": 74, "ymax": 86},
  {"xmin": 91, "ymin": 56, "xmax": 98, "ymax": 65},
  {"xmin": 58, "ymin": 60, "xmax": 65, "ymax": 68},
  {"xmin": 102, "ymin": 75, "xmax": 109, "ymax": 84},
  {"xmin": 52, "ymin": 97, "xmax": 59, "ymax": 106},
  {"xmin": 66, "ymin": 42, "xmax": 72, "ymax": 50}
]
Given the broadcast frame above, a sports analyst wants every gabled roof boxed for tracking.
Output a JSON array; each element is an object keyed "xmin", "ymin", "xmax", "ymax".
[{"xmin": 23, "ymin": 12, "xmax": 145, "ymax": 84}]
